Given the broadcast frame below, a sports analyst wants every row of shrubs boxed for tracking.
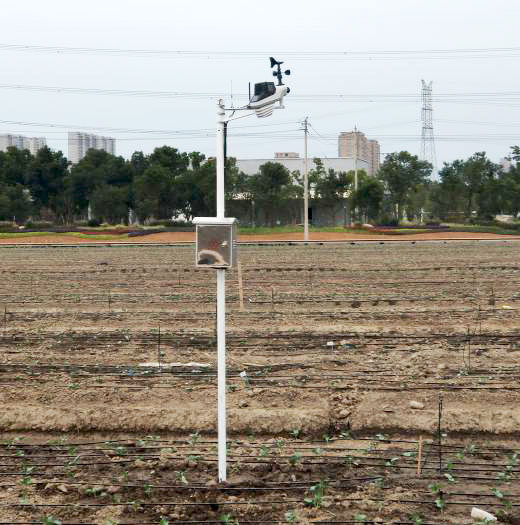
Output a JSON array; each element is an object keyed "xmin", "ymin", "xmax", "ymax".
[{"xmin": 0, "ymin": 218, "xmax": 194, "ymax": 232}]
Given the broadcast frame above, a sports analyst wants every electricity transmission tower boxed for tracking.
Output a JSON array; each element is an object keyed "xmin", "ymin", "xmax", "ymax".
[{"xmin": 420, "ymin": 80, "xmax": 437, "ymax": 172}]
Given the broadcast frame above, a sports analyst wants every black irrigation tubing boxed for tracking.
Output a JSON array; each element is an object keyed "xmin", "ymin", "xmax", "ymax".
[
  {"xmin": 0, "ymin": 500, "xmax": 304, "ymax": 507},
  {"xmin": 4, "ymin": 437, "xmax": 518, "ymax": 456},
  {"xmin": 4, "ymin": 331, "xmax": 520, "ymax": 341},
  {"xmin": 3, "ymin": 457, "xmax": 518, "ymax": 475},
  {"xmin": 3, "ymin": 447, "xmax": 517, "ymax": 470},
  {"xmin": 2, "ymin": 498, "xmax": 520, "ymax": 508},
  {"xmin": 0, "ymin": 478, "xmax": 381, "ymax": 491}
]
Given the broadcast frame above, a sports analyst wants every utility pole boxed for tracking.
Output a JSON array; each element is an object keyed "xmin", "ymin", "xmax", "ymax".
[{"xmin": 303, "ymin": 117, "xmax": 309, "ymax": 242}]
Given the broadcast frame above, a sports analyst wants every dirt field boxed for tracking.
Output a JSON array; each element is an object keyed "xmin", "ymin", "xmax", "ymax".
[
  {"xmin": 2, "ymin": 230, "xmax": 520, "ymax": 244},
  {"xmin": 1, "ymin": 241, "xmax": 519, "ymax": 523}
]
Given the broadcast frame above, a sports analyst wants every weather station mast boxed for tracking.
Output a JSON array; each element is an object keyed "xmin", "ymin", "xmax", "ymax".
[{"xmin": 193, "ymin": 58, "xmax": 290, "ymax": 483}]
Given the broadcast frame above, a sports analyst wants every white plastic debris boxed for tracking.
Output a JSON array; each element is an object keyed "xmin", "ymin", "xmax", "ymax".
[
  {"xmin": 326, "ymin": 341, "xmax": 335, "ymax": 348},
  {"xmin": 239, "ymin": 371, "xmax": 248, "ymax": 379},
  {"xmin": 138, "ymin": 362, "xmax": 210, "ymax": 368},
  {"xmin": 471, "ymin": 507, "xmax": 497, "ymax": 522}
]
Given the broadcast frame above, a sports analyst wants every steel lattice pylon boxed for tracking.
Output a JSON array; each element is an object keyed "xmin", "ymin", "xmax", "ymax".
[{"xmin": 421, "ymin": 79, "xmax": 437, "ymax": 172}]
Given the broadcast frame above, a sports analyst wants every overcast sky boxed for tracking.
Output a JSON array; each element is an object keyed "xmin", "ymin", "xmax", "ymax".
[{"xmin": 3, "ymin": 0, "xmax": 520, "ymax": 170}]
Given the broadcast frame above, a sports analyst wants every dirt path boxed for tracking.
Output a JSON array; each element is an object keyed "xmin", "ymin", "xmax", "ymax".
[{"xmin": 1, "ymin": 230, "xmax": 520, "ymax": 244}]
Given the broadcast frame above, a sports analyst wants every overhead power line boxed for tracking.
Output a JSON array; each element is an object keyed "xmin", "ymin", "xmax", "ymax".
[
  {"xmin": 2, "ymin": 43, "xmax": 520, "ymax": 60},
  {"xmin": 5, "ymin": 83, "xmax": 520, "ymax": 105}
]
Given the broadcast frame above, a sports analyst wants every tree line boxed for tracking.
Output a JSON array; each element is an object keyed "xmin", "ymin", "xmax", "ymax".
[{"xmin": 0, "ymin": 144, "xmax": 519, "ymax": 225}]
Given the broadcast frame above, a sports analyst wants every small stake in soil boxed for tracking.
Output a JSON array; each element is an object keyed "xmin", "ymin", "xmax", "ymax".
[
  {"xmin": 237, "ymin": 261, "xmax": 245, "ymax": 311},
  {"xmin": 417, "ymin": 436, "xmax": 423, "ymax": 477},
  {"xmin": 437, "ymin": 394, "xmax": 443, "ymax": 475},
  {"xmin": 157, "ymin": 325, "xmax": 161, "ymax": 372}
]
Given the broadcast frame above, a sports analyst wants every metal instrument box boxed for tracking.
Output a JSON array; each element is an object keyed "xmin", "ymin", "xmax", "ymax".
[{"xmin": 193, "ymin": 217, "xmax": 238, "ymax": 269}]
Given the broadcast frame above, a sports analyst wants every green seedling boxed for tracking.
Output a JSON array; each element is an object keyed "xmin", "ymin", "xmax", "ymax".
[
  {"xmin": 176, "ymin": 471, "xmax": 188, "ymax": 484},
  {"xmin": 385, "ymin": 456, "xmax": 400, "ymax": 469},
  {"xmin": 344, "ymin": 455, "xmax": 360, "ymax": 467},
  {"xmin": 428, "ymin": 482, "xmax": 446, "ymax": 511},
  {"xmin": 41, "ymin": 518, "xmax": 61, "ymax": 525},
  {"xmin": 188, "ymin": 432, "xmax": 200, "ymax": 445},
  {"xmin": 259, "ymin": 445, "xmax": 269, "ymax": 457},
  {"xmin": 219, "ymin": 514, "xmax": 239, "ymax": 525},
  {"xmin": 304, "ymin": 480, "xmax": 327, "ymax": 508},
  {"xmin": 444, "ymin": 473, "xmax": 456, "ymax": 484},
  {"xmin": 291, "ymin": 429, "xmax": 301, "ymax": 439},
  {"xmin": 20, "ymin": 476, "xmax": 33, "ymax": 487},
  {"xmin": 409, "ymin": 513, "xmax": 424, "ymax": 525},
  {"xmin": 285, "ymin": 510, "xmax": 298, "ymax": 522},
  {"xmin": 354, "ymin": 514, "xmax": 367, "ymax": 523},
  {"xmin": 289, "ymin": 452, "xmax": 302, "ymax": 466}
]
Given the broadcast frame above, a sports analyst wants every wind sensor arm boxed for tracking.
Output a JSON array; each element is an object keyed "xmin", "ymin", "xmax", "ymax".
[{"xmin": 246, "ymin": 57, "xmax": 291, "ymax": 118}]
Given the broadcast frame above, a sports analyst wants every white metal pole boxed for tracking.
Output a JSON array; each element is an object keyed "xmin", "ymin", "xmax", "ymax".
[
  {"xmin": 353, "ymin": 127, "xmax": 358, "ymax": 225},
  {"xmin": 303, "ymin": 117, "xmax": 309, "ymax": 242},
  {"xmin": 216, "ymin": 100, "xmax": 227, "ymax": 482}
]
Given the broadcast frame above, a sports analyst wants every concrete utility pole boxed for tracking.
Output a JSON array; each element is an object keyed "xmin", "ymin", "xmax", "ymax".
[{"xmin": 303, "ymin": 116, "xmax": 309, "ymax": 242}]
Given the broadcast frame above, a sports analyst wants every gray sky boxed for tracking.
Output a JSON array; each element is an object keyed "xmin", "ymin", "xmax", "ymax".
[{"xmin": 3, "ymin": 0, "xmax": 520, "ymax": 169}]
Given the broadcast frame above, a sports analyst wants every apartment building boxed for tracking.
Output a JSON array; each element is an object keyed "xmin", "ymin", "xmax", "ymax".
[
  {"xmin": 0, "ymin": 134, "xmax": 47, "ymax": 155},
  {"xmin": 338, "ymin": 130, "xmax": 380, "ymax": 176},
  {"xmin": 68, "ymin": 132, "xmax": 116, "ymax": 164}
]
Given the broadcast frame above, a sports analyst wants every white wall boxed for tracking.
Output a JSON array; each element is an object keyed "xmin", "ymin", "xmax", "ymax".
[{"xmin": 236, "ymin": 157, "xmax": 370, "ymax": 176}]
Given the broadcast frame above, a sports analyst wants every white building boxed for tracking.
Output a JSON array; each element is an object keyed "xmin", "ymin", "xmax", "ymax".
[
  {"xmin": 0, "ymin": 134, "xmax": 47, "ymax": 155},
  {"xmin": 236, "ymin": 156, "xmax": 369, "ymax": 176},
  {"xmin": 68, "ymin": 132, "xmax": 116, "ymax": 164}
]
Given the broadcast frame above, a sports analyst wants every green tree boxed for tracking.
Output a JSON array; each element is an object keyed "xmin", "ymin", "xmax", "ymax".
[
  {"xmin": 431, "ymin": 160, "xmax": 467, "ymax": 220},
  {"xmin": 149, "ymin": 146, "xmax": 190, "ymax": 174},
  {"xmin": 0, "ymin": 147, "xmax": 33, "ymax": 186},
  {"xmin": 378, "ymin": 151, "xmax": 432, "ymax": 221},
  {"xmin": 90, "ymin": 185, "xmax": 131, "ymax": 224},
  {"xmin": 351, "ymin": 176, "xmax": 384, "ymax": 222},
  {"xmin": 68, "ymin": 149, "xmax": 133, "ymax": 219},
  {"xmin": 248, "ymin": 162, "xmax": 299, "ymax": 226},
  {"xmin": 460, "ymin": 152, "xmax": 497, "ymax": 217},
  {"xmin": 0, "ymin": 184, "xmax": 32, "ymax": 222},
  {"xmin": 134, "ymin": 165, "xmax": 177, "ymax": 221},
  {"xmin": 314, "ymin": 167, "xmax": 352, "ymax": 224},
  {"xmin": 176, "ymin": 157, "xmax": 239, "ymax": 220},
  {"xmin": 25, "ymin": 147, "xmax": 69, "ymax": 219}
]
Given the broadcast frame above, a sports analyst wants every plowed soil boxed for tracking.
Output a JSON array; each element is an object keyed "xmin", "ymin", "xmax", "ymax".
[
  {"xmin": 1, "ymin": 241, "xmax": 519, "ymax": 524},
  {"xmin": 1, "ymin": 230, "xmax": 520, "ymax": 243}
]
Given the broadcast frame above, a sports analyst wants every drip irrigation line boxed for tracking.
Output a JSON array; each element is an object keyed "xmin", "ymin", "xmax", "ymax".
[{"xmin": 0, "ymin": 499, "xmax": 303, "ymax": 507}]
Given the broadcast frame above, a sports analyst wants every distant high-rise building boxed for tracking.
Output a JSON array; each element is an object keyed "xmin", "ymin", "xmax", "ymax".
[
  {"xmin": 68, "ymin": 132, "xmax": 116, "ymax": 164},
  {"xmin": 0, "ymin": 134, "xmax": 47, "ymax": 155},
  {"xmin": 338, "ymin": 130, "xmax": 380, "ymax": 175}
]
